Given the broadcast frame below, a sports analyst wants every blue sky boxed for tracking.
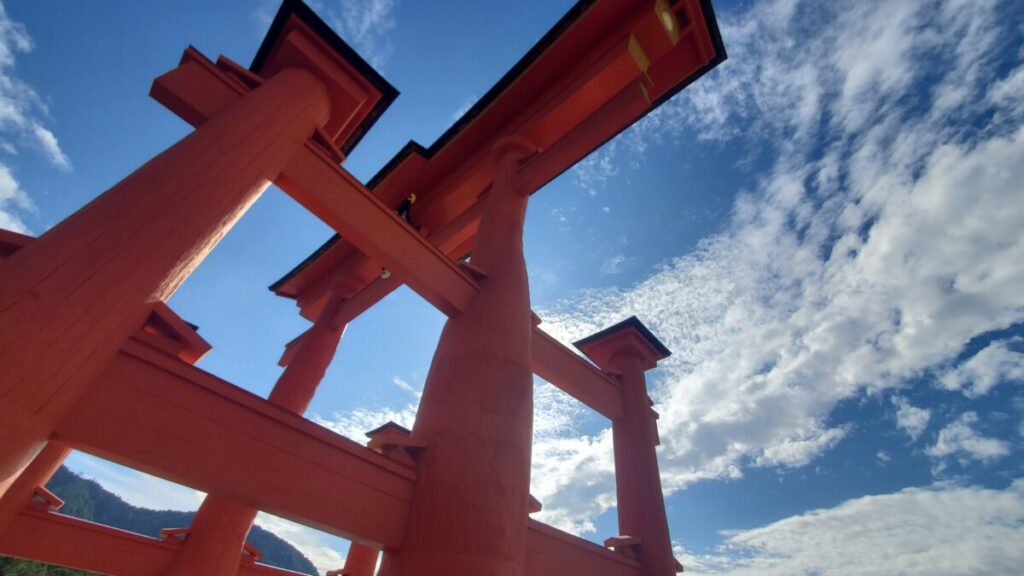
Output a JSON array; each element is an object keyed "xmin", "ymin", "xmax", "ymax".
[{"xmin": 3, "ymin": 0, "xmax": 1024, "ymax": 574}]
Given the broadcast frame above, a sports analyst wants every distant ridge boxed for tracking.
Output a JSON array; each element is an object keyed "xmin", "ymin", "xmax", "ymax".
[{"xmin": 0, "ymin": 466, "xmax": 317, "ymax": 575}]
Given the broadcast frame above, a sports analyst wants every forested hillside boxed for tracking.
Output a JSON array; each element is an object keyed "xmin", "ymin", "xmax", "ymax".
[{"xmin": 0, "ymin": 466, "xmax": 317, "ymax": 575}]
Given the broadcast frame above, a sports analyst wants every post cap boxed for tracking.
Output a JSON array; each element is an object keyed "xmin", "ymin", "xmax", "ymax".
[
  {"xmin": 251, "ymin": 0, "xmax": 398, "ymax": 155},
  {"xmin": 574, "ymin": 316, "xmax": 671, "ymax": 371}
]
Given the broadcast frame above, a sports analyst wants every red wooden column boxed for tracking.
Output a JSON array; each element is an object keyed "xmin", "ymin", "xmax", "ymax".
[
  {"xmin": 575, "ymin": 317, "xmax": 677, "ymax": 576},
  {"xmin": 335, "ymin": 543, "xmax": 379, "ymax": 576},
  {"xmin": 0, "ymin": 64, "xmax": 331, "ymax": 491},
  {"xmin": 161, "ymin": 294, "xmax": 347, "ymax": 576},
  {"xmin": 0, "ymin": 442, "xmax": 70, "ymax": 538},
  {"xmin": 269, "ymin": 293, "xmax": 347, "ymax": 414},
  {"xmin": 394, "ymin": 137, "xmax": 537, "ymax": 576}
]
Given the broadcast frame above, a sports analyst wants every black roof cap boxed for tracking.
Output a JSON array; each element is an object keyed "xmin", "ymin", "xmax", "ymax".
[
  {"xmin": 365, "ymin": 421, "xmax": 412, "ymax": 438},
  {"xmin": 270, "ymin": 0, "xmax": 727, "ymax": 293},
  {"xmin": 573, "ymin": 316, "xmax": 672, "ymax": 360},
  {"xmin": 250, "ymin": 0, "xmax": 399, "ymax": 156}
]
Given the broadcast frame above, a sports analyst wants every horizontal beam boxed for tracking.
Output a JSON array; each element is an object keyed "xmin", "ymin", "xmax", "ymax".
[
  {"xmin": 0, "ymin": 508, "xmax": 637, "ymax": 576},
  {"xmin": 527, "ymin": 519, "xmax": 640, "ymax": 576},
  {"xmin": 277, "ymin": 141, "xmax": 478, "ymax": 317},
  {"xmin": 54, "ymin": 340, "xmax": 414, "ymax": 548},
  {"xmin": 531, "ymin": 326, "xmax": 622, "ymax": 419},
  {"xmin": 0, "ymin": 508, "xmax": 305, "ymax": 576}
]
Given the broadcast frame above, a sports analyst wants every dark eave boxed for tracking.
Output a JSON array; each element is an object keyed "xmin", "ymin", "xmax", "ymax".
[
  {"xmin": 270, "ymin": 0, "xmax": 726, "ymax": 296},
  {"xmin": 573, "ymin": 316, "xmax": 673, "ymax": 360},
  {"xmin": 250, "ymin": 0, "xmax": 399, "ymax": 156}
]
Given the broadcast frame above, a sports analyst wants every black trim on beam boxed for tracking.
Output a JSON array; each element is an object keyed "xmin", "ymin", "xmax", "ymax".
[
  {"xmin": 269, "ymin": 0, "xmax": 727, "ymax": 294},
  {"xmin": 366, "ymin": 0, "xmax": 598, "ymax": 190}
]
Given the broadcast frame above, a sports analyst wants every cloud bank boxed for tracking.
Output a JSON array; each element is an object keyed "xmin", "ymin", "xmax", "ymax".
[
  {"xmin": 537, "ymin": 0, "xmax": 1024, "ymax": 536},
  {"xmin": 0, "ymin": 1, "xmax": 71, "ymax": 233},
  {"xmin": 679, "ymin": 480, "xmax": 1024, "ymax": 575}
]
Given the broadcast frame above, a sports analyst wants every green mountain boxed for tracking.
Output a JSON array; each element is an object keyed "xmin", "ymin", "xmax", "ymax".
[{"xmin": 0, "ymin": 466, "xmax": 317, "ymax": 575}]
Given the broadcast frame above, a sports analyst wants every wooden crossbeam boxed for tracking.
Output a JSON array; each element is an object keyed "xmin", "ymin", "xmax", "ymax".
[
  {"xmin": 527, "ymin": 519, "xmax": 641, "ymax": 576},
  {"xmin": 0, "ymin": 508, "xmax": 638, "ymax": 576},
  {"xmin": 0, "ymin": 508, "xmax": 305, "ymax": 576},
  {"xmin": 53, "ymin": 340, "xmax": 415, "ymax": 548},
  {"xmin": 277, "ymin": 142, "xmax": 478, "ymax": 317}
]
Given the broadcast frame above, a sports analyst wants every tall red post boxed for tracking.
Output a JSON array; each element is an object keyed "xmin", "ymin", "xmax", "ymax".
[
  {"xmin": 269, "ymin": 294, "xmax": 347, "ymax": 414},
  {"xmin": 575, "ymin": 317, "xmax": 676, "ymax": 576},
  {"xmin": 340, "ymin": 542, "xmax": 379, "ymax": 576},
  {"xmin": 0, "ymin": 66, "xmax": 331, "ymax": 492},
  {"xmin": 394, "ymin": 138, "xmax": 536, "ymax": 576},
  {"xmin": 161, "ymin": 295, "xmax": 347, "ymax": 576},
  {"xmin": 0, "ymin": 442, "xmax": 71, "ymax": 537}
]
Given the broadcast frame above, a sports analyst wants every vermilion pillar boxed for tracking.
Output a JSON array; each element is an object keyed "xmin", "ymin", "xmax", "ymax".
[
  {"xmin": 0, "ymin": 66, "xmax": 331, "ymax": 491},
  {"xmin": 575, "ymin": 317, "xmax": 676, "ymax": 576},
  {"xmin": 162, "ymin": 295, "xmax": 347, "ymax": 576},
  {"xmin": 269, "ymin": 293, "xmax": 347, "ymax": 414},
  {"xmin": 394, "ymin": 139, "xmax": 537, "ymax": 576},
  {"xmin": 338, "ymin": 543, "xmax": 379, "ymax": 576},
  {"xmin": 0, "ymin": 442, "xmax": 70, "ymax": 538}
]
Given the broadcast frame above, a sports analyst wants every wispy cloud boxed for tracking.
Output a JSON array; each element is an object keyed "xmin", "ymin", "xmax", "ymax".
[
  {"xmin": 893, "ymin": 396, "xmax": 931, "ymax": 442},
  {"xmin": 325, "ymin": 0, "xmax": 398, "ymax": 70},
  {"xmin": 599, "ymin": 254, "xmax": 627, "ymax": 275},
  {"xmin": 0, "ymin": 1, "xmax": 71, "ymax": 233},
  {"xmin": 254, "ymin": 513, "xmax": 348, "ymax": 574},
  {"xmin": 390, "ymin": 375, "xmax": 420, "ymax": 397},
  {"xmin": 938, "ymin": 337, "xmax": 1024, "ymax": 398},
  {"xmin": 450, "ymin": 93, "xmax": 478, "ymax": 123},
  {"xmin": 926, "ymin": 411, "xmax": 1011, "ymax": 465},
  {"xmin": 530, "ymin": 0, "xmax": 1024, "ymax": 537},
  {"xmin": 678, "ymin": 480, "xmax": 1024, "ymax": 575},
  {"xmin": 314, "ymin": 401, "xmax": 417, "ymax": 441}
]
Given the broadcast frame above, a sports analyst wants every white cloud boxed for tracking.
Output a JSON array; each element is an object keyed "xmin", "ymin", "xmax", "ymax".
[
  {"xmin": 754, "ymin": 425, "xmax": 847, "ymax": 468},
  {"xmin": 325, "ymin": 0, "xmax": 397, "ymax": 70},
  {"xmin": 254, "ymin": 513, "xmax": 348, "ymax": 575},
  {"xmin": 0, "ymin": 1, "xmax": 71, "ymax": 233},
  {"xmin": 573, "ymin": 141, "xmax": 619, "ymax": 197},
  {"xmin": 0, "ymin": 162, "xmax": 30, "ymax": 232},
  {"xmin": 31, "ymin": 123, "xmax": 70, "ymax": 170},
  {"xmin": 450, "ymin": 93, "xmax": 478, "ymax": 123},
  {"xmin": 678, "ymin": 480, "xmax": 1024, "ymax": 575},
  {"xmin": 530, "ymin": 0, "xmax": 1024, "ymax": 531},
  {"xmin": 313, "ymin": 401, "xmax": 417, "ymax": 442},
  {"xmin": 893, "ymin": 396, "xmax": 931, "ymax": 441},
  {"xmin": 926, "ymin": 411, "xmax": 1011, "ymax": 464},
  {"xmin": 599, "ymin": 254, "xmax": 627, "ymax": 275},
  {"xmin": 938, "ymin": 337, "xmax": 1024, "ymax": 397},
  {"xmin": 390, "ymin": 375, "xmax": 420, "ymax": 397}
]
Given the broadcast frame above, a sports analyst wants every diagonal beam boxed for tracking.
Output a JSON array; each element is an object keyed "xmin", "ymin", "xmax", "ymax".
[
  {"xmin": 276, "ymin": 141, "xmax": 478, "ymax": 317},
  {"xmin": 53, "ymin": 340, "xmax": 414, "ymax": 548}
]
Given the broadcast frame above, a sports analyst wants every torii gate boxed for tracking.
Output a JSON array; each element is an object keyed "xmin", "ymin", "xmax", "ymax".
[{"xmin": 0, "ymin": 1, "xmax": 724, "ymax": 575}]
